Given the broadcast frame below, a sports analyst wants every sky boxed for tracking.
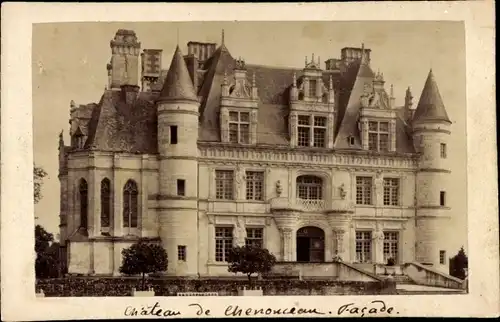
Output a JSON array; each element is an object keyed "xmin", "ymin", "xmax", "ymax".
[{"xmin": 32, "ymin": 21, "xmax": 467, "ymax": 252}]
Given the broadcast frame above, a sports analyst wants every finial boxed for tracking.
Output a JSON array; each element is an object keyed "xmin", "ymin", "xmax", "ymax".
[
  {"xmin": 318, "ymin": 56, "xmax": 320, "ymax": 67},
  {"xmin": 252, "ymin": 72, "xmax": 256, "ymax": 87},
  {"xmin": 311, "ymin": 53, "xmax": 315, "ymax": 64},
  {"xmin": 221, "ymin": 29, "xmax": 225, "ymax": 46},
  {"xmin": 305, "ymin": 56, "xmax": 307, "ymax": 66},
  {"xmin": 292, "ymin": 72, "xmax": 297, "ymax": 87},
  {"xmin": 176, "ymin": 27, "xmax": 179, "ymax": 45},
  {"xmin": 59, "ymin": 130, "xmax": 63, "ymax": 139},
  {"xmin": 329, "ymin": 75, "xmax": 333, "ymax": 90},
  {"xmin": 223, "ymin": 70, "xmax": 228, "ymax": 85},
  {"xmin": 390, "ymin": 84, "xmax": 394, "ymax": 97}
]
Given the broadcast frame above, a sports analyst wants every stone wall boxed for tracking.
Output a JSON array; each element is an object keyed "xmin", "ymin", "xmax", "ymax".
[{"xmin": 36, "ymin": 277, "xmax": 396, "ymax": 297}]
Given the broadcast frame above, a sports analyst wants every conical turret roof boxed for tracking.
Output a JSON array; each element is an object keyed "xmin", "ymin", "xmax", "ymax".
[
  {"xmin": 157, "ymin": 46, "xmax": 198, "ymax": 103},
  {"xmin": 413, "ymin": 69, "xmax": 451, "ymax": 123}
]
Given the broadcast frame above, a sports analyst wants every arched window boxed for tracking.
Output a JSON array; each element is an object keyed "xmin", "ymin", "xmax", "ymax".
[
  {"xmin": 123, "ymin": 180, "xmax": 138, "ymax": 228},
  {"xmin": 100, "ymin": 178, "xmax": 111, "ymax": 229},
  {"xmin": 79, "ymin": 179, "xmax": 88, "ymax": 229},
  {"xmin": 296, "ymin": 175, "xmax": 323, "ymax": 200}
]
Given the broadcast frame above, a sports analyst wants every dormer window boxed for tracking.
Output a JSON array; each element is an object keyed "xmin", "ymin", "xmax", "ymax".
[
  {"xmin": 297, "ymin": 115, "xmax": 327, "ymax": 148},
  {"xmin": 308, "ymin": 79, "xmax": 317, "ymax": 98},
  {"xmin": 368, "ymin": 121, "xmax": 389, "ymax": 152},
  {"xmin": 229, "ymin": 111, "xmax": 250, "ymax": 144}
]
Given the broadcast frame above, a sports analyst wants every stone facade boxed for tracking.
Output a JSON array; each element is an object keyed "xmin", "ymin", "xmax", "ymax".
[{"xmin": 58, "ymin": 29, "xmax": 454, "ymax": 277}]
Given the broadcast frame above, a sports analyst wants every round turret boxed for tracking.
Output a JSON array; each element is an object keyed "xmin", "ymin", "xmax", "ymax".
[{"xmin": 412, "ymin": 69, "xmax": 452, "ymax": 269}]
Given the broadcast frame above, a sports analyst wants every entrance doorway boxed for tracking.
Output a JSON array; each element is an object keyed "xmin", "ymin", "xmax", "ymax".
[{"xmin": 296, "ymin": 226, "xmax": 325, "ymax": 262}]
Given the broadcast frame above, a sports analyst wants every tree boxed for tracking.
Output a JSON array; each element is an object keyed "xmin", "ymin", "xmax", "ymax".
[
  {"xmin": 35, "ymin": 224, "xmax": 60, "ymax": 278},
  {"xmin": 34, "ymin": 166, "xmax": 47, "ymax": 204},
  {"xmin": 449, "ymin": 246, "xmax": 468, "ymax": 280},
  {"xmin": 120, "ymin": 241, "xmax": 168, "ymax": 290},
  {"xmin": 227, "ymin": 245, "xmax": 277, "ymax": 283}
]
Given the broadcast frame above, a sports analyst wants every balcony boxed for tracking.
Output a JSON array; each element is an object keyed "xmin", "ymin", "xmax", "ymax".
[{"xmin": 270, "ymin": 197, "xmax": 353, "ymax": 213}]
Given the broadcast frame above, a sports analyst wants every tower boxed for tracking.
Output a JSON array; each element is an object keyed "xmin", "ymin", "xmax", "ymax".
[
  {"xmin": 412, "ymin": 69, "xmax": 452, "ymax": 269},
  {"xmin": 108, "ymin": 29, "xmax": 141, "ymax": 89},
  {"xmin": 156, "ymin": 45, "xmax": 200, "ymax": 276}
]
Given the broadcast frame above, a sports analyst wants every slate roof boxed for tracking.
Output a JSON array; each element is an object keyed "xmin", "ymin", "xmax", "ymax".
[
  {"xmin": 157, "ymin": 46, "xmax": 198, "ymax": 103},
  {"xmin": 413, "ymin": 69, "xmax": 451, "ymax": 124},
  {"xmin": 75, "ymin": 40, "xmax": 449, "ymax": 155}
]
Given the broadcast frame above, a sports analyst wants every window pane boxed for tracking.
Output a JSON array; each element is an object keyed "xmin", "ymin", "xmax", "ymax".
[
  {"xmin": 298, "ymin": 127, "xmax": 310, "ymax": 147},
  {"xmin": 379, "ymin": 134, "xmax": 389, "ymax": 152},
  {"xmin": 240, "ymin": 124, "xmax": 250, "ymax": 144},
  {"xmin": 240, "ymin": 112, "xmax": 250, "ymax": 123},
  {"xmin": 246, "ymin": 171, "xmax": 264, "ymax": 201},
  {"xmin": 229, "ymin": 112, "xmax": 238, "ymax": 122},
  {"xmin": 215, "ymin": 170, "xmax": 234, "ymax": 200},
  {"xmin": 313, "ymin": 128, "xmax": 326, "ymax": 148},
  {"xmin": 379, "ymin": 122, "xmax": 389, "ymax": 132},
  {"xmin": 298, "ymin": 115, "xmax": 310, "ymax": 125},
  {"xmin": 229, "ymin": 123, "xmax": 238, "ymax": 143},
  {"xmin": 368, "ymin": 133, "xmax": 378, "ymax": 151},
  {"xmin": 368, "ymin": 122, "xmax": 378, "ymax": 131},
  {"xmin": 314, "ymin": 116, "xmax": 326, "ymax": 127}
]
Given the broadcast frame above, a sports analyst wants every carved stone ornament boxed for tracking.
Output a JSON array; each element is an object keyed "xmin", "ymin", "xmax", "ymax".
[
  {"xmin": 339, "ymin": 183, "xmax": 347, "ymax": 199},
  {"xmin": 276, "ymin": 180, "xmax": 283, "ymax": 197}
]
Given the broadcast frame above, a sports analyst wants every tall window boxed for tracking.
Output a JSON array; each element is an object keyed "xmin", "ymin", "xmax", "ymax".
[
  {"xmin": 440, "ymin": 143, "xmax": 447, "ymax": 158},
  {"xmin": 170, "ymin": 126, "xmax": 178, "ymax": 144},
  {"xmin": 383, "ymin": 178, "xmax": 400, "ymax": 206},
  {"xmin": 355, "ymin": 231, "xmax": 372, "ymax": 263},
  {"xmin": 308, "ymin": 79, "xmax": 317, "ymax": 97},
  {"xmin": 368, "ymin": 121, "xmax": 389, "ymax": 152},
  {"xmin": 439, "ymin": 250, "xmax": 446, "ymax": 265},
  {"xmin": 178, "ymin": 245, "xmax": 186, "ymax": 261},
  {"xmin": 313, "ymin": 116, "xmax": 327, "ymax": 148},
  {"xmin": 100, "ymin": 178, "xmax": 111, "ymax": 228},
  {"xmin": 297, "ymin": 115, "xmax": 310, "ymax": 147},
  {"xmin": 356, "ymin": 176, "xmax": 372, "ymax": 205},
  {"xmin": 123, "ymin": 180, "xmax": 138, "ymax": 228},
  {"xmin": 177, "ymin": 179, "xmax": 185, "ymax": 196},
  {"xmin": 229, "ymin": 111, "xmax": 250, "ymax": 144},
  {"xmin": 245, "ymin": 228, "xmax": 264, "ymax": 248},
  {"xmin": 440, "ymin": 191, "xmax": 446, "ymax": 206},
  {"xmin": 79, "ymin": 179, "xmax": 88, "ymax": 229},
  {"xmin": 297, "ymin": 115, "xmax": 326, "ymax": 148},
  {"xmin": 296, "ymin": 175, "xmax": 323, "ymax": 200},
  {"xmin": 383, "ymin": 231, "xmax": 399, "ymax": 263},
  {"xmin": 215, "ymin": 227, "xmax": 233, "ymax": 262},
  {"xmin": 215, "ymin": 170, "xmax": 234, "ymax": 200},
  {"xmin": 246, "ymin": 171, "xmax": 264, "ymax": 201}
]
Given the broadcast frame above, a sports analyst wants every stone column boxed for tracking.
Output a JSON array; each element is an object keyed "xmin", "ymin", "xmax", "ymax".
[
  {"xmin": 334, "ymin": 229, "xmax": 346, "ymax": 260},
  {"xmin": 327, "ymin": 114, "xmax": 334, "ymax": 149},
  {"xmin": 88, "ymin": 169, "xmax": 96, "ymax": 238},
  {"xmin": 220, "ymin": 108, "xmax": 229, "ymax": 143},
  {"xmin": 361, "ymin": 118, "xmax": 369, "ymax": 150},
  {"xmin": 235, "ymin": 217, "xmax": 246, "ymax": 247},
  {"xmin": 280, "ymin": 228, "xmax": 293, "ymax": 261},
  {"xmin": 373, "ymin": 223, "xmax": 385, "ymax": 264},
  {"xmin": 289, "ymin": 112, "xmax": 297, "ymax": 148},
  {"xmin": 250, "ymin": 110, "xmax": 258, "ymax": 145},
  {"xmin": 235, "ymin": 166, "xmax": 246, "ymax": 201},
  {"xmin": 112, "ymin": 155, "xmax": 123, "ymax": 237},
  {"xmin": 390, "ymin": 119, "xmax": 396, "ymax": 152},
  {"xmin": 139, "ymin": 155, "xmax": 148, "ymax": 237}
]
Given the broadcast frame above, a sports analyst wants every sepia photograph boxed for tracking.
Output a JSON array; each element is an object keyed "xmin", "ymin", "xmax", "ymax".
[
  {"xmin": 1, "ymin": 2, "xmax": 498, "ymax": 320},
  {"xmin": 32, "ymin": 20, "xmax": 469, "ymax": 297}
]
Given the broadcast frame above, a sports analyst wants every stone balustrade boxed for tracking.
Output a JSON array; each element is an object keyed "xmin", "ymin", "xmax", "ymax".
[{"xmin": 270, "ymin": 197, "xmax": 353, "ymax": 213}]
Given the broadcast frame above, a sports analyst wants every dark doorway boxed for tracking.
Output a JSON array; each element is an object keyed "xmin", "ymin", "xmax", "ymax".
[{"xmin": 296, "ymin": 226, "xmax": 325, "ymax": 262}]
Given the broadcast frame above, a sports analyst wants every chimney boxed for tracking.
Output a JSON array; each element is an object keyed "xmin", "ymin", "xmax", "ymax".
[
  {"xmin": 121, "ymin": 84, "xmax": 140, "ymax": 105},
  {"xmin": 341, "ymin": 46, "xmax": 371, "ymax": 65}
]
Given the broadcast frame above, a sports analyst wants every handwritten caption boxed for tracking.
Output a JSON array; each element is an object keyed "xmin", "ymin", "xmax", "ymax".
[{"xmin": 123, "ymin": 300, "xmax": 398, "ymax": 318}]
